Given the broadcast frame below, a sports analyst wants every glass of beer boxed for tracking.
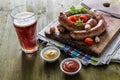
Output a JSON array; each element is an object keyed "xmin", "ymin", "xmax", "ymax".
[{"xmin": 10, "ymin": 5, "xmax": 38, "ymax": 53}]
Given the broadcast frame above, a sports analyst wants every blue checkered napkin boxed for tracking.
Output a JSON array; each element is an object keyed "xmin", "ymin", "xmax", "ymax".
[
  {"xmin": 38, "ymin": 34, "xmax": 99, "ymax": 65},
  {"xmin": 57, "ymin": 44, "xmax": 98, "ymax": 65}
]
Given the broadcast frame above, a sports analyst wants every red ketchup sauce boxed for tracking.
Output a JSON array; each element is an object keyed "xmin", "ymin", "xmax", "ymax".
[{"xmin": 62, "ymin": 60, "xmax": 79, "ymax": 72}]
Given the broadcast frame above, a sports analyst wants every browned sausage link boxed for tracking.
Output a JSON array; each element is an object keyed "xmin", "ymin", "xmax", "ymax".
[
  {"xmin": 102, "ymin": 17, "xmax": 107, "ymax": 27},
  {"xmin": 58, "ymin": 12, "xmax": 84, "ymax": 31},
  {"xmin": 86, "ymin": 18, "xmax": 97, "ymax": 27},
  {"xmin": 50, "ymin": 27, "xmax": 55, "ymax": 34},
  {"xmin": 64, "ymin": 11, "xmax": 72, "ymax": 17},
  {"xmin": 45, "ymin": 26, "xmax": 55, "ymax": 35},
  {"xmin": 86, "ymin": 10, "xmax": 103, "ymax": 21},
  {"xmin": 57, "ymin": 24, "xmax": 66, "ymax": 33},
  {"xmin": 70, "ymin": 19, "xmax": 106, "ymax": 40},
  {"xmin": 86, "ymin": 10, "xmax": 95, "ymax": 17},
  {"xmin": 84, "ymin": 18, "xmax": 97, "ymax": 30}
]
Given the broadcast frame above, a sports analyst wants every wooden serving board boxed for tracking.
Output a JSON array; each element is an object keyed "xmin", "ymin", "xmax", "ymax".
[{"xmin": 41, "ymin": 0, "xmax": 120, "ymax": 57}]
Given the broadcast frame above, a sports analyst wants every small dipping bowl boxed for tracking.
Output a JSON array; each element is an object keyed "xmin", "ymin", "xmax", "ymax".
[
  {"xmin": 60, "ymin": 58, "xmax": 82, "ymax": 75},
  {"xmin": 40, "ymin": 46, "xmax": 60, "ymax": 63}
]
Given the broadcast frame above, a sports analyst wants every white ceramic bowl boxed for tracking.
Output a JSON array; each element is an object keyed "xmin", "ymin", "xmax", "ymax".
[
  {"xmin": 60, "ymin": 58, "xmax": 82, "ymax": 75},
  {"xmin": 40, "ymin": 46, "xmax": 60, "ymax": 63}
]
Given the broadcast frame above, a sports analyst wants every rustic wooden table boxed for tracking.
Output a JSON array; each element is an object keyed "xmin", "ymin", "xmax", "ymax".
[{"xmin": 0, "ymin": 0, "xmax": 120, "ymax": 80}]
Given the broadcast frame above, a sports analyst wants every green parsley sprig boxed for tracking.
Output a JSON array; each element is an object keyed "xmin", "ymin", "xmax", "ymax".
[
  {"xmin": 75, "ymin": 19, "xmax": 83, "ymax": 26},
  {"xmin": 69, "ymin": 6, "xmax": 86, "ymax": 14}
]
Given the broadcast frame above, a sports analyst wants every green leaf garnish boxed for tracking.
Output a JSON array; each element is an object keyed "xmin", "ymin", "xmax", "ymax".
[
  {"xmin": 75, "ymin": 19, "xmax": 83, "ymax": 26},
  {"xmin": 69, "ymin": 6, "xmax": 76, "ymax": 14},
  {"xmin": 69, "ymin": 6, "xmax": 87, "ymax": 14},
  {"xmin": 80, "ymin": 6, "xmax": 87, "ymax": 13}
]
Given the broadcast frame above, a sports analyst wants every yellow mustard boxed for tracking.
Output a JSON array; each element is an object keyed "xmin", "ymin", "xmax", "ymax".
[{"xmin": 43, "ymin": 49, "xmax": 58, "ymax": 60}]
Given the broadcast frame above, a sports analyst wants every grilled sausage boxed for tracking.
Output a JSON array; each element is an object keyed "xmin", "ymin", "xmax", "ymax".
[
  {"xmin": 86, "ymin": 18, "xmax": 97, "ymax": 27},
  {"xmin": 57, "ymin": 24, "xmax": 66, "ymax": 33},
  {"xmin": 86, "ymin": 9, "xmax": 103, "ymax": 21},
  {"xmin": 70, "ymin": 19, "xmax": 106, "ymax": 40},
  {"xmin": 58, "ymin": 12, "xmax": 91, "ymax": 31},
  {"xmin": 84, "ymin": 18, "xmax": 98, "ymax": 30}
]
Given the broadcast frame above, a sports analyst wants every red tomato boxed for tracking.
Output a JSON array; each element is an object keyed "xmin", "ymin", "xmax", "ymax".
[
  {"xmin": 80, "ymin": 15, "xmax": 88, "ymax": 23},
  {"xmin": 84, "ymin": 38, "xmax": 93, "ymax": 46},
  {"xmin": 68, "ymin": 16, "xmax": 77, "ymax": 22}
]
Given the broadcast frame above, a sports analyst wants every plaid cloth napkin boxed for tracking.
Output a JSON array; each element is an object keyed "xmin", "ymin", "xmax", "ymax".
[{"xmin": 38, "ymin": 34, "xmax": 101, "ymax": 66}]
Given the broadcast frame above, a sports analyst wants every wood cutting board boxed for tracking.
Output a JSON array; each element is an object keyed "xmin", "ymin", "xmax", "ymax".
[{"xmin": 42, "ymin": 0, "xmax": 120, "ymax": 57}]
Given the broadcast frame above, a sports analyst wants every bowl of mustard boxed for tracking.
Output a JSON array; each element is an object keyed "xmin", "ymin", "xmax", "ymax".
[{"xmin": 40, "ymin": 46, "xmax": 60, "ymax": 62}]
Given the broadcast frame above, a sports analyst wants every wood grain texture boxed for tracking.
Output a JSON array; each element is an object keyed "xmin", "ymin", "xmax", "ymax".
[{"xmin": 0, "ymin": 0, "xmax": 120, "ymax": 80}]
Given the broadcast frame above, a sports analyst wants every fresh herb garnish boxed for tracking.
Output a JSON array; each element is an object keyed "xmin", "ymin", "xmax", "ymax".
[
  {"xmin": 80, "ymin": 6, "xmax": 87, "ymax": 13},
  {"xmin": 69, "ymin": 6, "xmax": 76, "ymax": 14},
  {"xmin": 75, "ymin": 19, "xmax": 83, "ymax": 26},
  {"xmin": 69, "ymin": 6, "xmax": 87, "ymax": 14}
]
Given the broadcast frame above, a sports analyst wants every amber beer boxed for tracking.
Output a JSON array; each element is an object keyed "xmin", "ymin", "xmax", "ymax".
[{"xmin": 13, "ymin": 12, "xmax": 38, "ymax": 53}]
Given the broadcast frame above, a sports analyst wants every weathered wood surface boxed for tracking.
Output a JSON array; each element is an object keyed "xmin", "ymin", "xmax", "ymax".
[{"xmin": 0, "ymin": 0, "xmax": 120, "ymax": 80}]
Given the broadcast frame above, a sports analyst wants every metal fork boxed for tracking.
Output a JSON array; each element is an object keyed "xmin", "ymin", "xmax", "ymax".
[{"xmin": 81, "ymin": 2, "xmax": 120, "ymax": 19}]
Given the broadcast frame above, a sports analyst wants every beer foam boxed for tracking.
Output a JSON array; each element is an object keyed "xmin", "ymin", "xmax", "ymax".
[{"xmin": 14, "ymin": 12, "xmax": 36, "ymax": 27}]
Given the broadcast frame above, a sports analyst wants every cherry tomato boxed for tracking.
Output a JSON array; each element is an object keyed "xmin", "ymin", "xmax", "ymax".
[
  {"xmin": 68, "ymin": 16, "xmax": 77, "ymax": 22},
  {"xmin": 84, "ymin": 37, "xmax": 93, "ymax": 46},
  {"xmin": 80, "ymin": 15, "xmax": 88, "ymax": 23}
]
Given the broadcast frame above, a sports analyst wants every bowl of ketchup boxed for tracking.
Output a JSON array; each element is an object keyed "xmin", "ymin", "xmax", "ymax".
[{"xmin": 60, "ymin": 58, "xmax": 82, "ymax": 75}]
